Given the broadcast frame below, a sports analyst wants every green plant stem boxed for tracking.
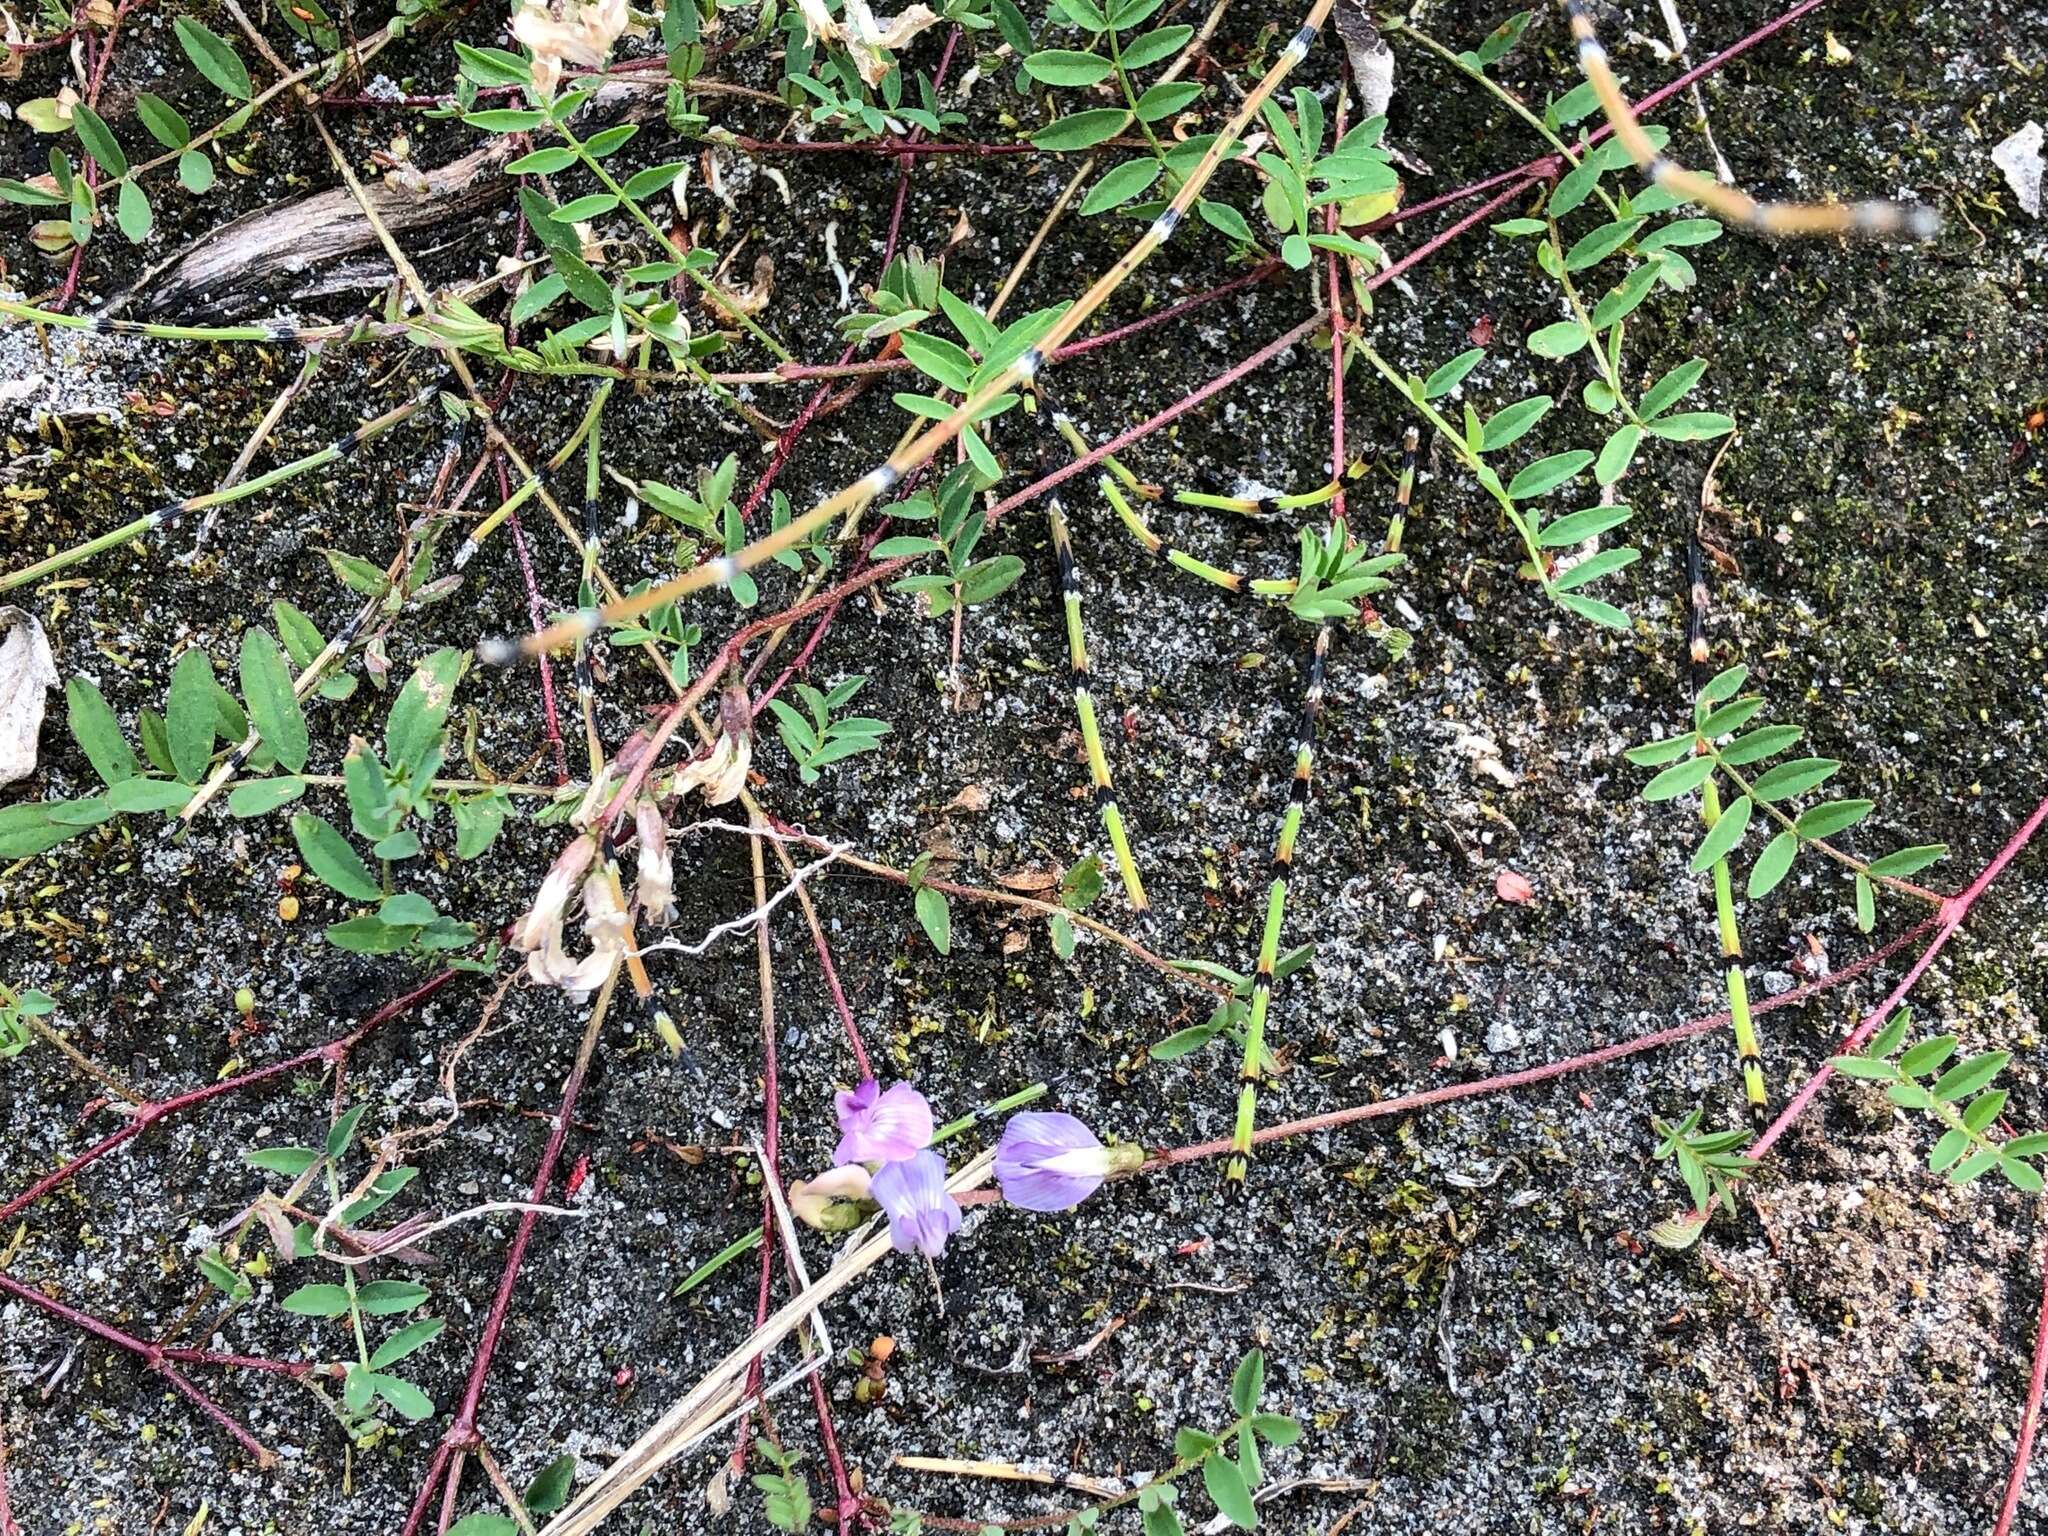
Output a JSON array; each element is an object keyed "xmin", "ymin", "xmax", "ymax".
[
  {"xmin": 1107, "ymin": 25, "xmax": 1177, "ymax": 184},
  {"xmin": 1349, "ymin": 337, "xmax": 1554, "ymax": 597},
  {"xmin": 1702, "ymin": 744, "xmax": 1944, "ymax": 904},
  {"xmin": 1049, "ymin": 501, "xmax": 1150, "ymax": 912},
  {"xmin": 1, "ymin": 387, "xmax": 435, "ymax": 593},
  {"xmin": 1700, "ymin": 776, "xmax": 1766, "ymax": 1113},
  {"xmin": 1546, "ymin": 218, "xmax": 1648, "ymax": 428},
  {"xmin": 551, "ymin": 118, "xmax": 794, "ymax": 364},
  {"xmin": 1227, "ymin": 627, "xmax": 1328, "ymax": 1183},
  {"xmin": 1392, "ymin": 20, "xmax": 1626, "ymax": 222}
]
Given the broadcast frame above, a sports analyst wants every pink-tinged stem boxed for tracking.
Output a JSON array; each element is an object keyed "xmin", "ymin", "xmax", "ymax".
[
  {"xmin": 734, "ymin": 137, "xmax": 1042, "ymax": 157},
  {"xmin": 761, "ymin": 261, "xmax": 1285, "ymax": 386},
  {"xmin": 1368, "ymin": 177, "xmax": 1539, "ymax": 292},
  {"xmin": 502, "ymin": 458, "xmax": 569, "ymax": 783},
  {"xmin": 1151, "ymin": 917, "xmax": 1938, "ymax": 1167},
  {"xmin": 0, "ymin": 1270, "xmax": 277, "ymax": 1466},
  {"xmin": 808, "ymin": 914, "xmax": 872, "ymax": 1084},
  {"xmin": 0, "ymin": 970, "xmax": 458, "ymax": 1228},
  {"xmin": 750, "ymin": 522, "xmax": 890, "ymax": 709},
  {"xmin": 1996, "ymin": 1227, "xmax": 2048, "ymax": 1535},
  {"xmin": 402, "ymin": 997, "xmax": 611, "ymax": 1535},
  {"xmin": 1746, "ymin": 792, "xmax": 2048, "ymax": 1170},
  {"xmin": 1055, "ymin": 260, "xmax": 1288, "ymax": 364}
]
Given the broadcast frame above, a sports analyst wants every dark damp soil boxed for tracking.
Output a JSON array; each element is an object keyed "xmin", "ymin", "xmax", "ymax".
[{"xmin": 3, "ymin": 1, "xmax": 2047, "ymax": 1534}]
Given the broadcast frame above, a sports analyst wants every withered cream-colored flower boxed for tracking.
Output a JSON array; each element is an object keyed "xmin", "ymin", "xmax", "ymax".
[
  {"xmin": 791, "ymin": 0, "xmax": 941, "ymax": 87},
  {"xmin": 674, "ymin": 729, "xmax": 751, "ymax": 805},
  {"xmin": 580, "ymin": 867, "xmax": 629, "ymax": 955},
  {"xmin": 633, "ymin": 799, "xmax": 676, "ymax": 925},
  {"xmin": 513, "ymin": 836, "xmax": 596, "ymax": 953},
  {"xmin": 516, "ymin": 837, "xmax": 627, "ymax": 999},
  {"xmin": 510, "ymin": 0, "xmax": 629, "ymax": 98},
  {"xmin": 674, "ymin": 690, "xmax": 754, "ymax": 806}
]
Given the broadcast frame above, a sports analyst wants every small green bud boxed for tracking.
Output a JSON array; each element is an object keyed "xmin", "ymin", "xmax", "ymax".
[{"xmin": 234, "ymin": 987, "xmax": 256, "ymax": 1015}]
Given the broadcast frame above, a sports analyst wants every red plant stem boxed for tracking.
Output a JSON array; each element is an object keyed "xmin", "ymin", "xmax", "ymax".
[
  {"xmin": 160, "ymin": 1346, "xmax": 325, "ymax": 1377},
  {"xmin": 1150, "ymin": 917, "xmax": 1938, "ymax": 1167},
  {"xmin": 0, "ymin": 969, "xmax": 458, "ymax": 1229},
  {"xmin": 509, "ymin": 508, "xmax": 570, "ymax": 783},
  {"xmin": 732, "ymin": 136, "xmax": 1042, "ymax": 157},
  {"xmin": 401, "ymin": 994, "xmax": 612, "ymax": 1536},
  {"xmin": 612, "ymin": 309, "xmax": 1331, "ymax": 828},
  {"xmin": 500, "ymin": 456, "xmax": 569, "ymax": 783},
  {"xmin": 1368, "ymin": 177, "xmax": 1539, "ymax": 292},
  {"xmin": 0, "ymin": 1269, "xmax": 277, "ymax": 1466},
  {"xmin": 610, "ymin": 309, "xmax": 1340, "ymax": 841},
  {"xmin": 1744, "ymin": 791, "xmax": 2048, "ymax": 1172},
  {"xmin": 808, "ymin": 908, "xmax": 872, "ymax": 1082},
  {"xmin": 1053, "ymin": 258, "xmax": 1287, "ymax": 363},
  {"xmin": 1996, "ymin": 1227, "xmax": 2048, "ymax": 1536},
  {"xmin": 885, "ymin": 25, "xmax": 960, "ymax": 260},
  {"xmin": 749, "ymin": 521, "xmax": 889, "ymax": 708},
  {"xmin": 756, "ymin": 260, "xmax": 1284, "ymax": 386},
  {"xmin": 806, "ymin": 1366, "xmax": 861, "ymax": 1529}
]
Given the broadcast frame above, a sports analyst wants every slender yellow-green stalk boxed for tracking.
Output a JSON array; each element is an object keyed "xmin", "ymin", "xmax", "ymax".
[
  {"xmin": 2, "ymin": 383, "xmax": 439, "ymax": 593},
  {"xmin": 455, "ymin": 380, "xmax": 614, "ymax": 568},
  {"xmin": 1561, "ymin": 0, "xmax": 1936, "ymax": 239},
  {"xmin": 1687, "ymin": 542, "xmax": 1766, "ymax": 1117},
  {"xmin": 1386, "ymin": 426, "xmax": 1418, "ymax": 554},
  {"xmin": 508, "ymin": 0, "xmax": 1339, "ymax": 661},
  {"xmin": 1227, "ymin": 625, "xmax": 1331, "ymax": 1183},
  {"xmin": 1048, "ymin": 501, "xmax": 1148, "ymax": 913},
  {"xmin": 1100, "ymin": 478, "xmax": 1304, "ymax": 599}
]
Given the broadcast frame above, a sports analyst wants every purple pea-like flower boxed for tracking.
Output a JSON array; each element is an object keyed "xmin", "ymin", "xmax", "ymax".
[
  {"xmin": 834, "ymin": 1078, "xmax": 934, "ymax": 1166},
  {"xmin": 995, "ymin": 1111, "xmax": 1133, "ymax": 1212},
  {"xmin": 871, "ymin": 1149, "xmax": 960, "ymax": 1257}
]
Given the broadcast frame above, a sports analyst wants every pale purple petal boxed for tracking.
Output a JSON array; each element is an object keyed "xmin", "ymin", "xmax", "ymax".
[
  {"xmin": 834, "ymin": 1079, "xmax": 934, "ymax": 1165},
  {"xmin": 871, "ymin": 1150, "xmax": 960, "ymax": 1257},
  {"xmin": 995, "ymin": 1112, "xmax": 1112, "ymax": 1212}
]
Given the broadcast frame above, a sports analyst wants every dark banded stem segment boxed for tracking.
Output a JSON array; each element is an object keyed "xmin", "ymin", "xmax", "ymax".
[
  {"xmin": 1226, "ymin": 625, "xmax": 1331, "ymax": 1184},
  {"xmin": 1048, "ymin": 500, "xmax": 1149, "ymax": 914},
  {"xmin": 1386, "ymin": 426, "xmax": 1419, "ymax": 554}
]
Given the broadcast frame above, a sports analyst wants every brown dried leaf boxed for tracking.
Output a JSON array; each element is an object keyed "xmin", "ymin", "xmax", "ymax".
[{"xmin": 996, "ymin": 866, "xmax": 1060, "ymax": 893}]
